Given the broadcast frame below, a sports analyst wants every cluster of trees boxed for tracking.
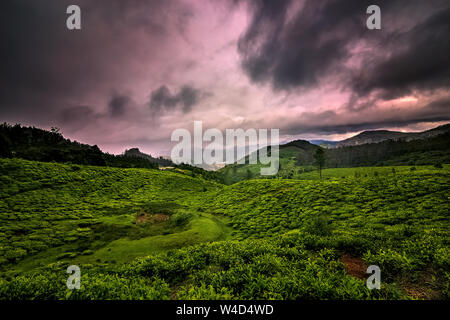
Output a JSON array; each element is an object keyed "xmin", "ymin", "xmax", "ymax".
[
  {"xmin": 0, "ymin": 123, "xmax": 226, "ymax": 181},
  {"xmin": 0, "ymin": 123, "xmax": 163, "ymax": 170},
  {"xmin": 222, "ymin": 129, "xmax": 449, "ymax": 183},
  {"xmin": 0, "ymin": 124, "xmax": 105, "ymax": 166},
  {"xmin": 175, "ymin": 162, "xmax": 224, "ymax": 182},
  {"xmin": 103, "ymin": 153, "xmax": 158, "ymax": 169},
  {"xmin": 123, "ymin": 148, "xmax": 173, "ymax": 167},
  {"xmin": 325, "ymin": 131, "xmax": 450, "ymax": 168},
  {"xmin": 286, "ymin": 131, "xmax": 449, "ymax": 175}
]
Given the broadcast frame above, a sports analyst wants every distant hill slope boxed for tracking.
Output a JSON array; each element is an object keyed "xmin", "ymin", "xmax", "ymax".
[
  {"xmin": 336, "ymin": 123, "xmax": 450, "ymax": 147},
  {"xmin": 0, "ymin": 123, "xmax": 222, "ymax": 181},
  {"xmin": 219, "ymin": 130, "xmax": 450, "ymax": 184},
  {"xmin": 307, "ymin": 123, "xmax": 450, "ymax": 148},
  {"xmin": 309, "ymin": 140, "xmax": 339, "ymax": 148},
  {"xmin": 0, "ymin": 123, "xmax": 167, "ymax": 169}
]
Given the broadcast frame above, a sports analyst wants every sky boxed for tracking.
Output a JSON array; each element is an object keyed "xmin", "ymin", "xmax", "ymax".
[{"xmin": 1, "ymin": 0, "xmax": 449, "ymax": 156}]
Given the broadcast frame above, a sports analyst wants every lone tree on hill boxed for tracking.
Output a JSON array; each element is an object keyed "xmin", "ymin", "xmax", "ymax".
[
  {"xmin": 246, "ymin": 168, "xmax": 253, "ymax": 180},
  {"xmin": 314, "ymin": 148, "xmax": 326, "ymax": 179}
]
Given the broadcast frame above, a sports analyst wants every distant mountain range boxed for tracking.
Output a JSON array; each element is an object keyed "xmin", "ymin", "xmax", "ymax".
[
  {"xmin": 220, "ymin": 123, "xmax": 450, "ymax": 184},
  {"xmin": 2, "ymin": 122, "xmax": 449, "ymax": 181},
  {"xmin": 308, "ymin": 140, "xmax": 339, "ymax": 148},
  {"xmin": 309, "ymin": 124, "xmax": 450, "ymax": 148}
]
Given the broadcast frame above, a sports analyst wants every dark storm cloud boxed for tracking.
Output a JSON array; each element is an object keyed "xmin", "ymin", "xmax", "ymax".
[
  {"xmin": 1, "ymin": 0, "xmax": 449, "ymax": 152},
  {"xmin": 238, "ymin": 0, "xmax": 450, "ymax": 100},
  {"xmin": 149, "ymin": 85, "xmax": 200, "ymax": 114},
  {"xmin": 351, "ymin": 6, "xmax": 450, "ymax": 99},
  {"xmin": 237, "ymin": 0, "xmax": 375, "ymax": 89},
  {"xmin": 58, "ymin": 105, "xmax": 97, "ymax": 131},
  {"xmin": 108, "ymin": 95, "xmax": 130, "ymax": 118},
  {"xmin": 0, "ymin": 0, "xmax": 191, "ymax": 121}
]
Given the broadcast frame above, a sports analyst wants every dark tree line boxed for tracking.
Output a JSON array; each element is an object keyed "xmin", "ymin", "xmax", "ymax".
[
  {"xmin": 0, "ymin": 123, "xmax": 106, "ymax": 166},
  {"xmin": 0, "ymin": 123, "xmax": 226, "ymax": 181},
  {"xmin": 325, "ymin": 131, "xmax": 450, "ymax": 167},
  {"xmin": 2, "ymin": 123, "xmax": 448, "ymax": 183},
  {"xmin": 285, "ymin": 131, "xmax": 449, "ymax": 169},
  {"xmin": 0, "ymin": 123, "xmax": 160, "ymax": 169}
]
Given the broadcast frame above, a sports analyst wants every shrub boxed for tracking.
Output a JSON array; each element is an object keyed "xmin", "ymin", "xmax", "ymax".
[
  {"xmin": 363, "ymin": 249, "xmax": 413, "ymax": 280},
  {"xmin": 303, "ymin": 215, "xmax": 333, "ymax": 236},
  {"xmin": 176, "ymin": 283, "xmax": 235, "ymax": 299},
  {"xmin": 170, "ymin": 212, "xmax": 193, "ymax": 227}
]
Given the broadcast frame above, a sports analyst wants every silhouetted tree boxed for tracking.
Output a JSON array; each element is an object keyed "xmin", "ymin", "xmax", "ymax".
[
  {"xmin": 314, "ymin": 148, "xmax": 326, "ymax": 179},
  {"xmin": 246, "ymin": 168, "xmax": 253, "ymax": 180}
]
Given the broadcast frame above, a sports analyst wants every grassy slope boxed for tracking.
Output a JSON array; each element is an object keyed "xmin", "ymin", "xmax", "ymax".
[
  {"xmin": 0, "ymin": 158, "xmax": 449, "ymax": 299},
  {"xmin": 0, "ymin": 158, "xmax": 232, "ymax": 273},
  {"xmin": 208, "ymin": 167, "xmax": 449, "ymax": 240},
  {"xmin": 296, "ymin": 165, "xmax": 450, "ymax": 180},
  {"xmin": 219, "ymin": 133, "xmax": 450, "ymax": 184},
  {"xmin": 219, "ymin": 145, "xmax": 313, "ymax": 184}
]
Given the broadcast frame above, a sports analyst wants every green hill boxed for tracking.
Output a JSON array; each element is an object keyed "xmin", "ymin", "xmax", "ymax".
[
  {"xmin": 0, "ymin": 158, "xmax": 229, "ymax": 271},
  {"xmin": 0, "ymin": 158, "xmax": 449, "ymax": 299},
  {"xmin": 219, "ymin": 131, "xmax": 450, "ymax": 184},
  {"xmin": 0, "ymin": 123, "xmax": 223, "ymax": 182}
]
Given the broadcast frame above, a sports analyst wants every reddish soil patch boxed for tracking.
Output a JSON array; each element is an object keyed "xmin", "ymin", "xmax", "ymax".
[
  {"xmin": 136, "ymin": 213, "xmax": 169, "ymax": 224},
  {"xmin": 341, "ymin": 254, "xmax": 367, "ymax": 279},
  {"xmin": 403, "ymin": 286, "xmax": 430, "ymax": 300},
  {"xmin": 402, "ymin": 269, "xmax": 442, "ymax": 300}
]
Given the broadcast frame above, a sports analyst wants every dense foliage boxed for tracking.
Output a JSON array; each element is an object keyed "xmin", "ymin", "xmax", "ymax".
[
  {"xmin": 0, "ymin": 158, "xmax": 222, "ymax": 268},
  {"xmin": 0, "ymin": 158, "xmax": 448, "ymax": 300},
  {"xmin": 0, "ymin": 123, "xmax": 226, "ymax": 182},
  {"xmin": 220, "ymin": 131, "xmax": 450, "ymax": 184},
  {"xmin": 327, "ymin": 131, "xmax": 450, "ymax": 167},
  {"xmin": 0, "ymin": 238, "xmax": 407, "ymax": 300},
  {"xmin": 0, "ymin": 123, "xmax": 106, "ymax": 166}
]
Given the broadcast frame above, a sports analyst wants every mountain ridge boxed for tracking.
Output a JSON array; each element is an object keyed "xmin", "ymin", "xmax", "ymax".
[{"xmin": 308, "ymin": 123, "xmax": 450, "ymax": 148}]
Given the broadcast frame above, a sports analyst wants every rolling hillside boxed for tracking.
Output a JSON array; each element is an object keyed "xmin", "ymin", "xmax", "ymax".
[
  {"xmin": 219, "ymin": 130, "xmax": 450, "ymax": 184},
  {"xmin": 0, "ymin": 158, "xmax": 449, "ymax": 299},
  {"xmin": 0, "ymin": 158, "xmax": 229, "ymax": 271}
]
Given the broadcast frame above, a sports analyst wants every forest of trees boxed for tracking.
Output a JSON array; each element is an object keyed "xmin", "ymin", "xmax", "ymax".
[
  {"xmin": 0, "ymin": 123, "xmax": 106, "ymax": 166},
  {"xmin": 325, "ymin": 131, "xmax": 450, "ymax": 167},
  {"xmin": 0, "ymin": 123, "xmax": 225, "ymax": 180},
  {"xmin": 283, "ymin": 131, "xmax": 450, "ymax": 169},
  {"xmin": 0, "ymin": 123, "xmax": 161, "ymax": 169},
  {"xmin": 1, "ymin": 123, "xmax": 449, "ymax": 179}
]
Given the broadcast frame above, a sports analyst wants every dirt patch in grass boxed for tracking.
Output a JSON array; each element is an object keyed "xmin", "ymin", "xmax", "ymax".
[
  {"xmin": 136, "ymin": 213, "xmax": 169, "ymax": 224},
  {"xmin": 341, "ymin": 254, "xmax": 367, "ymax": 280},
  {"xmin": 402, "ymin": 269, "xmax": 442, "ymax": 300},
  {"xmin": 403, "ymin": 286, "xmax": 430, "ymax": 299}
]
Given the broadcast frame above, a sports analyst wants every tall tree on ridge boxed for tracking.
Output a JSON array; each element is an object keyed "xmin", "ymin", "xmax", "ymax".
[{"xmin": 314, "ymin": 148, "xmax": 326, "ymax": 179}]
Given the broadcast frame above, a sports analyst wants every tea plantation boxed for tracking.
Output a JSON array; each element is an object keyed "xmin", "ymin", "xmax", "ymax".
[{"xmin": 0, "ymin": 158, "xmax": 449, "ymax": 299}]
